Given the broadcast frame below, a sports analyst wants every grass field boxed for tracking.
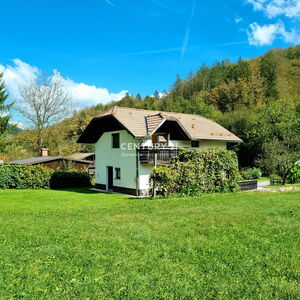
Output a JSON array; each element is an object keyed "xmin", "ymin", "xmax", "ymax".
[
  {"xmin": 266, "ymin": 183, "xmax": 300, "ymax": 188},
  {"xmin": 0, "ymin": 189, "xmax": 300, "ymax": 299}
]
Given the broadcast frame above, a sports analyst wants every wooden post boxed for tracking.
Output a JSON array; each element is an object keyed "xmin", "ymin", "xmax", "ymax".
[{"xmin": 153, "ymin": 152, "xmax": 157, "ymax": 197}]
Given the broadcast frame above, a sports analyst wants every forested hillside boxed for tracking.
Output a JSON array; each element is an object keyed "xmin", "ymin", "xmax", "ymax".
[{"xmin": 4, "ymin": 45, "xmax": 300, "ymax": 169}]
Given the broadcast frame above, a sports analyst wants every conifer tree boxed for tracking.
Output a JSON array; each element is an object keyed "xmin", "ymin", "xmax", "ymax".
[{"xmin": 0, "ymin": 73, "xmax": 12, "ymax": 151}]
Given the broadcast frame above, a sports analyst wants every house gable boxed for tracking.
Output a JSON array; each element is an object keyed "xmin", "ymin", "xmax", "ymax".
[{"xmin": 77, "ymin": 115, "xmax": 135, "ymax": 144}]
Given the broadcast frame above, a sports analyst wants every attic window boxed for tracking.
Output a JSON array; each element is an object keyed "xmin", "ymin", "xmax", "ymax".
[
  {"xmin": 112, "ymin": 133, "xmax": 120, "ymax": 148},
  {"xmin": 191, "ymin": 141, "xmax": 199, "ymax": 148}
]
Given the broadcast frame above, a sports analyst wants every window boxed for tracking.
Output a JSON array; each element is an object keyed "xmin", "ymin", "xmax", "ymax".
[
  {"xmin": 115, "ymin": 168, "xmax": 121, "ymax": 179},
  {"xmin": 112, "ymin": 133, "xmax": 120, "ymax": 148},
  {"xmin": 152, "ymin": 133, "xmax": 168, "ymax": 147},
  {"xmin": 191, "ymin": 141, "xmax": 200, "ymax": 148}
]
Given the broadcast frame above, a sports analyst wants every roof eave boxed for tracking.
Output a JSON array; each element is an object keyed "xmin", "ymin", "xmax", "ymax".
[{"xmin": 196, "ymin": 138, "xmax": 243, "ymax": 143}]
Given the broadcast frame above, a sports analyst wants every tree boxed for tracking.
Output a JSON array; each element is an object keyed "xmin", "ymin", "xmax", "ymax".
[
  {"xmin": 135, "ymin": 93, "xmax": 142, "ymax": 100},
  {"xmin": 17, "ymin": 73, "xmax": 70, "ymax": 153},
  {"xmin": 258, "ymin": 140, "xmax": 299, "ymax": 185},
  {"xmin": 0, "ymin": 72, "xmax": 13, "ymax": 151},
  {"xmin": 259, "ymin": 50, "xmax": 279, "ymax": 99},
  {"xmin": 153, "ymin": 90, "xmax": 160, "ymax": 99}
]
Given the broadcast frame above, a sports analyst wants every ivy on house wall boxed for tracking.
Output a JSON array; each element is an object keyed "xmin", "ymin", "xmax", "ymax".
[{"xmin": 150, "ymin": 149, "xmax": 240, "ymax": 197}]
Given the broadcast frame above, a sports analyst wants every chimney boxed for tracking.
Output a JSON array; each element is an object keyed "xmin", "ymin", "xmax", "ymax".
[{"xmin": 40, "ymin": 148, "xmax": 49, "ymax": 157}]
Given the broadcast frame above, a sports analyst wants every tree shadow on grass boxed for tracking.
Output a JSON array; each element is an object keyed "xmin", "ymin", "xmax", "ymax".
[
  {"xmin": 50, "ymin": 187, "xmax": 138, "ymax": 199},
  {"xmin": 50, "ymin": 187, "xmax": 102, "ymax": 194},
  {"xmin": 50, "ymin": 187, "xmax": 155, "ymax": 201}
]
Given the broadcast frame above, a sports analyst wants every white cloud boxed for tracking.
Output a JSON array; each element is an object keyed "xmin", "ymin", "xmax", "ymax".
[
  {"xmin": 61, "ymin": 76, "xmax": 128, "ymax": 108},
  {"xmin": 247, "ymin": 21, "xmax": 300, "ymax": 46},
  {"xmin": 234, "ymin": 16, "xmax": 243, "ymax": 23},
  {"xmin": 247, "ymin": 22, "xmax": 280, "ymax": 45},
  {"xmin": 246, "ymin": 0, "xmax": 300, "ymax": 18},
  {"xmin": 266, "ymin": 0, "xmax": 300, "ymax": 18},
  {"xmin": 245, "ymin": 0, "xmax": 300, "ymax": 46},
  {"xmin": 279, "ymin": 26, "xmax": 300, "ymax": 43},
  {"xmin": 246, "ymin": 0, "xmax": 266, "ymax": 11},
  {"xmin": 9, "ymin": 121, "xmax": 26, "ymax": 130},
  {"xmin": 105, "ymin": 0, "xmax": 115, "ymax": 6},
  {"xmin": 0, "ymin": 59, "xmax": 128, "ymax": 110},
  {"xmin": 0, "ymin": 59, "xmax": 38, "ymax": 100}
]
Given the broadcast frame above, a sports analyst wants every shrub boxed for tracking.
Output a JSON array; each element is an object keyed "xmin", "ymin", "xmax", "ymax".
[
  {"xmin": 150, "ymin": 167, "xmax": 179, "ymax": 197},
  {"xmin": 150, "ymin": 149, "xmax": 240, "ymax": 197},
  {"xmin": 50, "ymin": 171, "xmax": 91, "ymax": 189},
  {"xmin": 269, "ymin": 173, "xmax": 282, "ymax": 185},
  {"xmin": 287, "ymin": 164, "xmax": 300, "ymax": 184},
  {"xmin": 240, "ymin": 168, "xmax": 262, "ymax": 180},
  {"xmin": 269, "ymin": 174, "xmax": 281, "ymax": 181},
  {"xmin": 0, "ymin": 165, "xmax": 52, "ymax": 189}
]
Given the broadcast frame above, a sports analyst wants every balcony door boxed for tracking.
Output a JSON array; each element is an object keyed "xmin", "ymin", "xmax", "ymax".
[{"xmin": 152, "ymin": 133, "xmax": 169, "ymax": 147}]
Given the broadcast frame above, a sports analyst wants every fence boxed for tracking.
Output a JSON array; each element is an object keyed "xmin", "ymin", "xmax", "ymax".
[{"xmin": 238, "ymin": 180, "xmax": 258, "ymax": 191}]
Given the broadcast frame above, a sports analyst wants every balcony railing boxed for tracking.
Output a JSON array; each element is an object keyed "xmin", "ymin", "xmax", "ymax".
[{"xmin": 138, "ymin": 147, "xmax": 179, "ymax": 164}]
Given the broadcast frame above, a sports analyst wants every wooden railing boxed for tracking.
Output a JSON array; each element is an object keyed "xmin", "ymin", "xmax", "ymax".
[{"xmin": 138, "ymin": 147, "xmax": 179, "ymax": 164}]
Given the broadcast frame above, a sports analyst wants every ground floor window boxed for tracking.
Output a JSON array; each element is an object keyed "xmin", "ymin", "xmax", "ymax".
[{"xmin": 115, "ymin": 167, "xmax": 121, "ymax": 179}]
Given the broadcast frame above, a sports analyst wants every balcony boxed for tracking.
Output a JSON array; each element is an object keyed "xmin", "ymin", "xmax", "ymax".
[{"xmin": 138, "ymin": 147, "xmax": 179, "ymax": 164}]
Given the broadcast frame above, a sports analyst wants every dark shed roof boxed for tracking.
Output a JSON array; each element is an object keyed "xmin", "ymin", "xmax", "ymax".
[{"xmin": 9, "ymin": 156, "xmax": 93, "ymax": 165}]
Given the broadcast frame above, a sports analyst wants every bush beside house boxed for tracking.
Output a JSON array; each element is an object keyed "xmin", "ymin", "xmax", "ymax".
[
  {"xmin": 50, "ymin": 171, "xmax": 91, "ymax": 189},
  {"xmin": 151, "ymin": 149, "xmax": 240, "ymax": 197},
  {"xmin": 0, "ymin": 165, "xmax": 91, "ymax": 190},
  {"xmin": 0, "ymin": 165, "xmax": 52, "ymax": 189}
]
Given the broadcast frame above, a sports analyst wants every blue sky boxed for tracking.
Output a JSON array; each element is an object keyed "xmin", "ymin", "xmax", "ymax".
[{"xmin": 1, "ymin": 0, "xmax": 300, "ymax": 123}]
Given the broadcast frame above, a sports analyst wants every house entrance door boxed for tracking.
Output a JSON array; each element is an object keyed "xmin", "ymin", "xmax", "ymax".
[{"xmin": 107, "ymin": 166, "xmax": 113, "ymax": 190}]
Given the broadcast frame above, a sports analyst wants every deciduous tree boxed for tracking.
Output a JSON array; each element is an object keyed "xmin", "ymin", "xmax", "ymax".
[{"xmin": 17, "ymin": 74, "xmax": 70, "ymax": 153}]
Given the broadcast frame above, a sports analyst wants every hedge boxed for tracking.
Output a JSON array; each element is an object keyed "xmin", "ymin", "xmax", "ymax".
[
  {"xmin": 0, "ymin": 165, "xmax": 52, "ymax": 189},
  {"xmin": 50, "ymin": 171, "xmax": 91, "ymax": 189},
  {"xmin": 0, "ymin": 165, "xmax": 91, "ymax": 190},
  {"xmin": 150, "ymin": 149, "xmax": 240, "ymax": 197}
]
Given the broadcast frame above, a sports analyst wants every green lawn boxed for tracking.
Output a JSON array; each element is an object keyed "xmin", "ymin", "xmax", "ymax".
[
  {"xmin": 257, "ymin": 177, "xmax": 270, "ymax": 182},
  {"xmin": 266, "ymin": 183, "xmax": 300, "ymax": 188},
  {"xmin": 0, "ymin": 189, "xmax": 300, "ymax": 299}
]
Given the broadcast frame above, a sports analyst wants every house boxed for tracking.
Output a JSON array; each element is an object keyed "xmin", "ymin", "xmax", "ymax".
[
  {"xmin": 67, "ymin": 152, "xmax": 95, "ymax": 162},
  {"xmin": 67, "ymin": 152, "xmax": 95, "ymax": 175},
  {"xmin": 77, "ymin": 106, "xmax": 242, "ymax": 196},
  {"xmin": 9, "ymin": 149, "xmax": 94, "ymax": 171}
]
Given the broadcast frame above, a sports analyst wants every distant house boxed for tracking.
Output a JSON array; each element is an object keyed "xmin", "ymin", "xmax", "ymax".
[
  {"xmin": 9, "ymin": 148, "xmax": 94, "ymax": 171},
  {"xmin": 68, "ymin": 153, "xmax": 95, "ymax": 161},
  {"xmin": 67, "ymin": 152, "xmax": 95, "ymax": 174},
  {"xmin": 78, "ymin": 106, "xmax": 242, "ymax": 196}
]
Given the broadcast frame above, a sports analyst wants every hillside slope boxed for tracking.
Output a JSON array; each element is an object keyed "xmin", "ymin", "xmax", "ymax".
[{"xmin": 5, "ymin": 45, "xmax": 300, "ymax": 166}]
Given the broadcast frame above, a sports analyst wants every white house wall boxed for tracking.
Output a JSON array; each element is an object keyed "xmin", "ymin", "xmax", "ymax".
[
  {"xmin": 200, "ymin": 141, "xmax": 227, "ymax": 149},
  {"xmin": 95, "ymin": 131, "xmax": 227, "ymax": 196},
  {"xmin": 95, "ymin": 130, "xmax": 138, "ymax": 193},
  {"xmin": 138, "ymin": 164, "xmax": 153, "ymax": 193},
  {"xmin": 140, "ymin": 139, "xmax": 226, "ymax": 149}
]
